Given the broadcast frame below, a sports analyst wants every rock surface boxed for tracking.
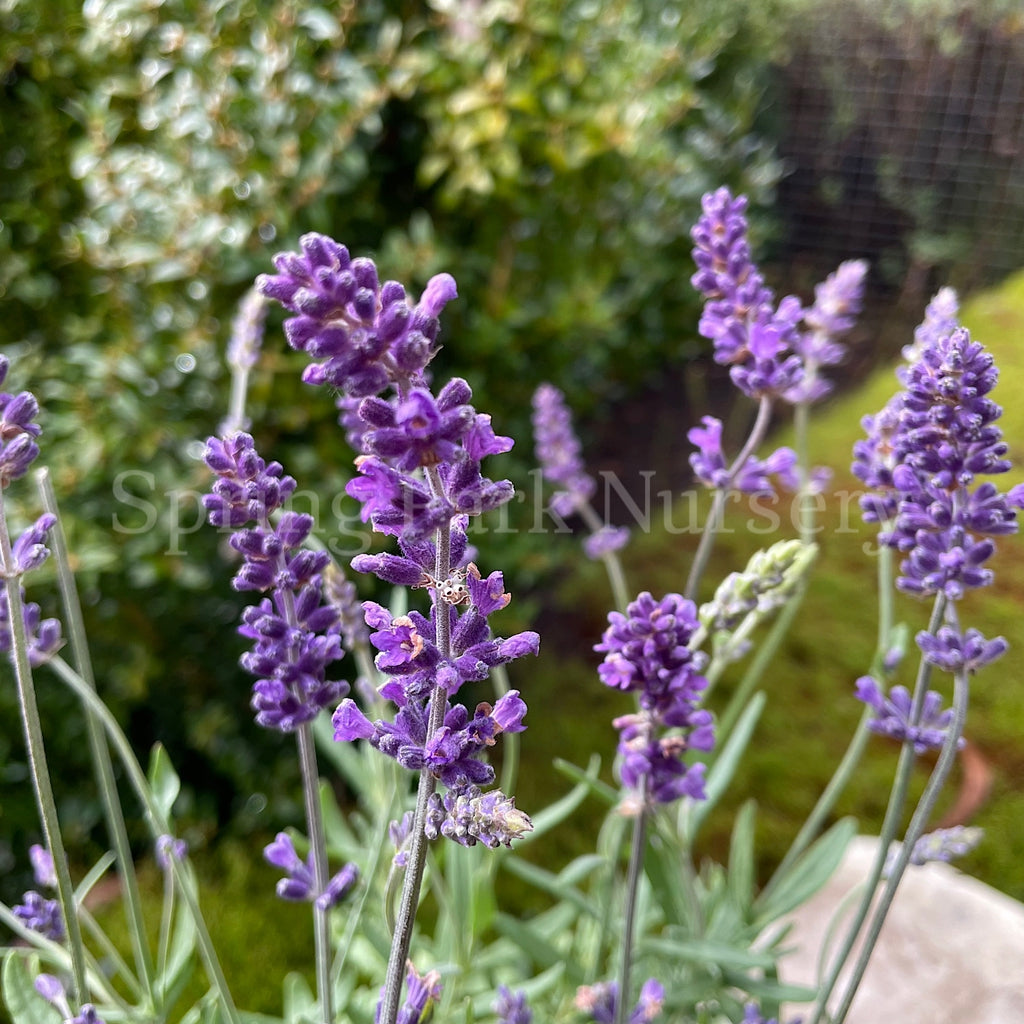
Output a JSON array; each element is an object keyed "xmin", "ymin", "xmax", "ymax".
[{"xmin": 780, "ymin": 835, "xmax": 1024, "ymax": 1023}]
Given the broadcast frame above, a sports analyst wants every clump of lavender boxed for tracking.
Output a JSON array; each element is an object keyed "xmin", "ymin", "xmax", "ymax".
[{"xmin": 595, "ymin": 592, "xmax": 713, "ymax": 811}]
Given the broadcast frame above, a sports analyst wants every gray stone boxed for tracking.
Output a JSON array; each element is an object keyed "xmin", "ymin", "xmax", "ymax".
[{"xmin": 778, "ymin": 836, "xmax": 1024, "ymax": 1023}]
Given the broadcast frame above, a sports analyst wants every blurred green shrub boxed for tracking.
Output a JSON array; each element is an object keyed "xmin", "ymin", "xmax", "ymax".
[{"xmin": 0, "ymin": 0, "xmax": 784, "ymax": 898}]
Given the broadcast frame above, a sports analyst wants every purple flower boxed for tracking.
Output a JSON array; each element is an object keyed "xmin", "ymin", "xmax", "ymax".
[
  {"xmin": 0, "ymin": 356, "xmax": 43, "ymax": 488},
  {"xmin": 494, "ymin": 986, "xmax": 532, "ymax": 1024},
  {"xmin": 0, "ymin": 587, "xmax": 63, "ymax": 666},
  {"xmin": 258, "ymin": 235, "xmax": 458, "ymax": 396},
  {"xmin": 743, "ymin": 1004, "xmax": 780, "ymax": 1024},
  {"xmin": 785, "ymin": 259, "xmax": 868, "ymax": 404},
  {"xmin": 388, "ymin": 811, "xmax": 414, "ymax": 869},
  {"xmin": 916, "ymin": 625, "xmax": 1007, "ymax": 674},
  {"xmin": 688, "ymin": 416, "xmax": 798, "ymax": 495},
  {"xmin": 574, "ymin": 978, "xmax": 664, "ymax": 1024},
  {"xmin": 13, "ymin": 890, "xmax": 64, "ymax": 940},
  {"xmin": 854, "ymin": 676, "xmax": 964, "ymax": 754},
  {"xmin": 690, "ymin": 189, "xmax": 804, "ymax": 401},
  {"xmin": 895, "ymin": 825, "xmax": 984, "ymax": 870},
  {"xmin": 855, "ymin": 301, "xmax": 1021, "ymax": 601},
  {"xmin": 531, "ymin": 383, "xmax": 596, "ymax": 515},
  {"xmin": 203, "ymin": 433, "xmax": 348, "ymax": 731},
  {"xmin": 34, "ymin": 976, "xmax": 106, "ymax": 1024},
  {"xmin": 583, "ymin": 525, "xmax": 630, "ymax": 560},
  {"xmin": 263, "ymin": 832, "xmax": 358, "ymax": 909},
  {"xmin": 155, "ymin": 835, "xmax": 187, "ymax": 871},
  {"xmin": 596, "ymin": 593, "xmax": 713, "ymax": 808},
  {"xmin": 29, "ymin": 844, "xmax": 56, "ymax": 888},
  {"xmin": 375, "ymin": 963, "xmax": 443, "ymax": 1024}
]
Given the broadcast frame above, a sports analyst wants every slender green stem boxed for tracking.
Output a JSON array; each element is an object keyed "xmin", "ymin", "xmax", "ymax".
[
  {"xmin": 157, "ymin": 862, "xmax": 175, "ymax": 991},
  {"xmin": 808, "ymin": 595, "xmax": 946, "ymax": 1024},
  {"xmin": 613, "ymin": 789, "xmax": 649, "ymax": 1024},
  {"xmin": 714, "ymin": 584, "xmax": 804, "ymax": 745},
  {"xmin": 577, "ymin": 500, "xmax": 630, "ymax": 612},
  {"xmin": 79, "ymin": 905, "xmax": 144, "ymax": 1001},
  {"xmin": 36, "ymin": 468, "xmax": 156, "ymax": 1001},
  {"xmin": 830, "ymin": 665, "xmax": 968, "ymax": 1024},
  {"xmin": 45, "ymin": 655, "xmax": 241, "ymax": 1024},
  {"xmin": 0, "ymin": 487, "xmax": 88, "ymax": 1005},
  {"xmin": 297, "ymin": 723, "xmax": 333, "ymax": 1024},
  {"xmin": 763, "ymin": 540, "xmax": 896, "ymax": 902},
  {"xmin": 380, "ymin": 468, "xmax": 452, "ymax": 1024},
  {"xmin": 685, "ymin": 397, "xmax": 773, "ymax": 602}
]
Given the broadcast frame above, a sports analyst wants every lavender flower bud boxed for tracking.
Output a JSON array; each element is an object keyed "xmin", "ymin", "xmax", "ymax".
[
  {"xmin": 494, "ymin": 986, "xmax": 532, "ymax": 1024},
  {"xmin": 13, "ymin": 890, "xmax": 64, "ymax": 940},
  {"xmin": 699, "ymin": 540, "xmax": 815, "ymax": 637},
  {"xmin": 156, "ymin": 834, "xmax": 188, "ymax": 871},
  {"xmin": 29, "ymin": 844, "xmax": 56, "ymax": 888},
  {"xmin": 0, "ymin": 370, "xmax": 42, "ymax": 486},
  {"xmin": 583, "ymin": 525, "xmax": 630, "ymax": 560},
  {"xmin": 854, "ymin": 676, "xmax": 964, "ymax": 754},
  {"xmin": 375, "ymin": 963, "xmax": 442, "ymax": 1024},
  {"xmin": 227, "ymin": 287, "xmax": 268, "ymax": 372},
  {"xmin": 425, "ymin": 785, "xmax": 533, "ymax": 848},
  {"xmin": 916, "ymin": 625, "xmax": 1007, "ymax": 675},
  {"xmin": 34, "ymin": 976, "xmax": 106, "ymax": 1024}
]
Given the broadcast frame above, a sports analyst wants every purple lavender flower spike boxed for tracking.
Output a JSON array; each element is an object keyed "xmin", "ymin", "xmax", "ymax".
[
  {"xmin": 574, "ymin": 978, "xmax": 665, "ymax": 1024},
  {"xmin": 856, "ymin": 295, "xmax": 1020, "ymax": 609},
  {"xmin": 13, "ymin": 889, "xmax": 64, "ymax": 940},
  {"xmin": 854, "ymin": 676, "xmax": 964, "ymax": 754},
  {"xmin": 690, "ymin": 188, "xmax": 805, "ymax": 401},
  {"xmin": 375, "ymin": 963, "xmax": 443, "ymax": 1024},
  {"xmin": 785, "ymin": 259, "xmax": 867, "ymax": 404},
  {"xmin": 258, "ymin": 235, "xmax": 458, "ymax": 396},
  {"xmin": 595, "ymin": 593, "xmax": 713, "ymax": 810},
  {"xmin": 531, "ymin": 383, "xmax": 596, "ymax": 515},
  {"xmin": 494, "ymin": 985, "xmax": 532, "ymax": 1024},
  {"xmin": 203, "ymin": 433, "xmax": 348, "ymax": 731},
  {"xmin": 264, "ymin": 832, "xmax": 359, "ymax": 908},
  {"xmin": 0, "ymin": 587, "xmax": 63, "ymax": 666},
  {"xmin": 688, "ymin": 416, "xmax": 798, "ymax": 496}
]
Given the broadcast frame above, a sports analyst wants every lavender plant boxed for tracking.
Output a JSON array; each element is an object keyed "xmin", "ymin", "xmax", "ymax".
[{"xmin": 1, "ymin": 187, "xmax": 1020, "ymax": 1024}]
